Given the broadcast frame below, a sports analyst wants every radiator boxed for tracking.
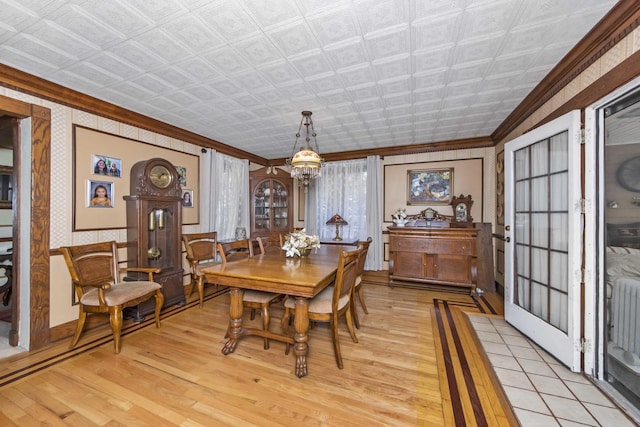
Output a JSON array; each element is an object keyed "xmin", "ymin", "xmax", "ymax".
[{"xmin": 612, "ymin": 277, "xmax": 640, "ymax": 360}]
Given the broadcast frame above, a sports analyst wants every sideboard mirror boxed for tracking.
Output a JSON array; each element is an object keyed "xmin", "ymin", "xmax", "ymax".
[{"xmin": 0, "ymin": 166, "xmax": 13, "ymax": 209}]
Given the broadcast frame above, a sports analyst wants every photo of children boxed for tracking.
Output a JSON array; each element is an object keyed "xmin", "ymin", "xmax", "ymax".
[
  {"xmin": 93, "ymin": 155, "xmax": 121, "ymax": 177},
  {"xmin": 88, "ymin": 181, "xmax": 114, "ymax": 208}
]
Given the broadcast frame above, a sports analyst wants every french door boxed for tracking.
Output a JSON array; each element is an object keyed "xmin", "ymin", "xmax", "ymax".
[{"xmin": 504, "ymin": 110, "xmax": 583, "ymax": 371}]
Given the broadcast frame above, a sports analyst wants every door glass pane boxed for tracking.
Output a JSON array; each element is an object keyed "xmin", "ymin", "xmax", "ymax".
[
  {"xmin": 550, "ymin": 289, "xmax": 568, "ymax": 331},
  {"xmin": 531, "ymin": 177, "xmax": 548, "ymax": 211},
  {"xmin": 516, "ymin": 180, "xmax": 529, "ymax": 211},
  {"xmin": 513, "ymin": 134, "xmax": 569, "ymax": 331},
  {"xmin": 531, "ymin": 139, "xmax": 549, "ymax": 176},
  {"xmin": 603, "ymin": 91, "xmax": 640, "ymax": 409},
  {"xmin": 517, "ymin": 276, "xmax": 529, "ymax": 308},
  {"xmin": 550, "ymin": 172, "xmax": 568, "ymax": 211},
  {"xmin": 515, "ymin": 148, "xmax": 529, "ymax": 180},
  {"xmin": 531, "ymin": 247, "xmax": 548, "ymax": 286},
  {"xmin": 550, "ymin": 213, "xmax": 568, "ymax": 251},
  {"xmin": 515, "ymin": 213, "xmax": 530, "ymax": 245},
  {"xmin": 549, "ymin": 132, "xmax": 568, "ymax": 173},
  {"xmin": 272, "ymin": 181, "xmax": 288, "ymax": 231},
  {"xmin": 516, "ymin": 244, "xmax": 529, "ymax": 277},
  {"xmin": 254, "ymin": 181, "xmax": 270, "ymax": 233},
  {"xmin": 549, "ymin": 251, "xmax": 568, "ymax": 293},
  {"xmin": 531, "ymin": 213, "xmax": 548, "ymax": 248},
  {"xmin": 531, "ymin": 282, "xmax": 548, "ymax": 319}
]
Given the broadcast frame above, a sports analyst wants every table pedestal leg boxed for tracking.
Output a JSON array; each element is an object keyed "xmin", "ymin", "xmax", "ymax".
[
  {"xmin": 222, "ymin": 287, "xmax": 244, "ymax": 355},
  {"xmin": 293, "ymin": 296, "xmax": 310, "ymax": 378}
]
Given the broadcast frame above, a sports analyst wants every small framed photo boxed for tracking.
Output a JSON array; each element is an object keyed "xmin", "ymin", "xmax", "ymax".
[
  {"xmin": 93, "ymin": 155, "xmax": 121, "ymax": 178},
  {"xmin": 176, "ymin": 166, "xmax": 187, "ymax": 187},
  {"xmin": 407, "ymin": 168, "xmax": 453, "ymax": 205},
  {"xmin": 87, "ymin": 180, "xmax": 114, "ymax": 208},
  {"xmin": 182, "ymin": 189, "xmax": 193, "ymax": 207}
]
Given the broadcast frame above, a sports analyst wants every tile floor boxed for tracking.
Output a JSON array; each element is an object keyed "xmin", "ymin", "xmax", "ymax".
[{"xmin": 467, "ymin": 314, "xmax": 639, "ymax": 426}]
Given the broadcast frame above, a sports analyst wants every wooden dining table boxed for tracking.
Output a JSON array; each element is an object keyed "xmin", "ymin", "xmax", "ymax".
[{"xmin": 201, "ymin": 244, "xmax": 353, "ymax": 378}]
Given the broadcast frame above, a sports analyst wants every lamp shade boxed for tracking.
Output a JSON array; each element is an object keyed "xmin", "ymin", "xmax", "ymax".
[
  {"xmin": 286, "ymin": 111, "xmax": 324, "ymax": 192},
  {"xmin": 326, "ymin": 213, "xmax": 348, "ymax": 225}
]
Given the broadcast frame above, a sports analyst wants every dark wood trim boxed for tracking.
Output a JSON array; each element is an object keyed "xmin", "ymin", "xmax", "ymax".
[
  {"xmin": 0, "ymin": 96, "xmax": 52, "ymax": 350},
  {"xmin": 540, "ymin": 49, "xmax": 640, "ymax": 127},
  {"xmin": 1, "ymin": 2, "xmax": 638, "ymax": 163},
  {"xmin": 0, "ymin": 64, "xmax": 267, "ymax": 165},
  {"xmin": 29, "ymin": 103, "xmax": 51, "ymax": 350},
  {"xmin": 0, "ymin": 96, "xmax": 31, "ymax": 118},
  {"xmin": 270, "ymin": 136, "xmax": 495, "ymax": 164},
  {"xmin": 493, "ymin": 0, "xmax": 640, "ymax": 142}
]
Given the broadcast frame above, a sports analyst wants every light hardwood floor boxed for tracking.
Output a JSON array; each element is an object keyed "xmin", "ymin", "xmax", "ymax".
[{"xmin": 0, "ymin": 284, "xmax": 513, "ymax": 426}]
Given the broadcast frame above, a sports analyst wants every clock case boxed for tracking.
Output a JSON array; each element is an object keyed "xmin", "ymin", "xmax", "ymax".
[
  {"xmin": 124, "ymin": 158, "xmax": 186, "ymax": 321},
  {"xmin": 450, "ymin": 194, "xmax": 474, "ymax": 227}
]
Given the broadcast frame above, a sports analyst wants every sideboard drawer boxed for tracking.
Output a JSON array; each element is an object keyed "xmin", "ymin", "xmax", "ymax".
[{"xmin": 390, "ymin": 236, "xmax": 476, "ymax": 256}]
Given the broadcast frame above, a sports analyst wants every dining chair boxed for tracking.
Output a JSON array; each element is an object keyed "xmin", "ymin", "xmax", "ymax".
[
  {"xmin": 182, "ymin": 231, "xmax": 218, "ymax": 308},
  {"xmin": 257, "ymin": 234, "xmax": 284, "ymax": 254},
  {"xmin": 60, "ymin": 241, "xmax": 164, "ymax": 354},
  {"xmin": 352, "ymin": 237, "xmax": 373, "ymax": 329},
  {"xmin": 217, "ymin": 239, "xmax": 283, "ymax": 349},
  {"xmin": 281, "ymin": 245, "xmax": 362, "ymax": 369}
]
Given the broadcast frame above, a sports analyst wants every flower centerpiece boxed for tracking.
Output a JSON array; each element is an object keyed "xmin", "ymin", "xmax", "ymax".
[
  {"xmin": 282, "ymin": 229, "xmax": 321, "ymax": 257},
  {"xmin": 392, "ymin": 208, "xmax": 409, "ymax": 227}
]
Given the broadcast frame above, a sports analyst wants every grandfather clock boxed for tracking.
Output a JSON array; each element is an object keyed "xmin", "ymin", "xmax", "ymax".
[{"xmin": 124, "ymin": 158, "xmax": 186, "ymax": 321}]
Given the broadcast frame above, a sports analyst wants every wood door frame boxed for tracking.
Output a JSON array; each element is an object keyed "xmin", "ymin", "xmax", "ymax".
[{"xmin": 0, "ymin": 94, "xmax": 51, "ymax": 350}]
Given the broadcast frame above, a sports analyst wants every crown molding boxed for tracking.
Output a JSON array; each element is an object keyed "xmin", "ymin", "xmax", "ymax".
[
  {"xmin": 0, "ymin": 63, "xmax": 268, "ymax": 165},
  {"xmin": 492, "ymin": 0, "xmax": 640, "ymax": 143}
]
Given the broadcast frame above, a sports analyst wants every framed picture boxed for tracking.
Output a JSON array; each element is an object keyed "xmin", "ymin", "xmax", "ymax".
[
  {"xmin": 87, "ymin": 180, "xmax": 114, "ymax": 208},
  {"xmin": 74, "ymin": 126, "xmax": 200, "ymax": 230},
  {"xmin": 496, "ymin": 150, "xmax": 505, "ymax": 225},
  {"xmin": 93, "ymin": 155, "xmax": 121, "ymax": 177},
  {"xmin": 182, "ymin": 189, "xmax": 193, "ymax": 207},
  {"xmin": 176, "ymin": 166, "xmax": 187, "ymax": 187},
  {"xmin": 407, "ymin": 168, "xmax": 453, "ymax": 205}
]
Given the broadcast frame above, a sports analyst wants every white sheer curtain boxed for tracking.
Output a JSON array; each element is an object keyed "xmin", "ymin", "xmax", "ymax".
[
  {"xmin": 311, "ymin": 159, "xmax": 368, "ymax": 242},
  {"xmin": 200, "ymin": 149, "xmax": 216, "ymax": 232},
  {"xmin": 305, "ymin": 157, "xmax": 382, "ymax": 270},
  {"xmin": 365, "ymin": 155, "xmax": 383, "ymax": 270},
  {"xmin": 208, "ymin": 152, "xmax": 249, "ymax": 241}
]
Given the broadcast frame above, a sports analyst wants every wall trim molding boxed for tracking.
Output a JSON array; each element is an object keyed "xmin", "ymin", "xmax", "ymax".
[{"xmin": 492, "ymin": 0, "xmax": 640, "ymax": 142}]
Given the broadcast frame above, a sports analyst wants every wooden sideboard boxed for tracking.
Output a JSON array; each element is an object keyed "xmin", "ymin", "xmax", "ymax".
[{"xmin": 388, "ymin": 224, "xmax": 494, "ymax": 293}]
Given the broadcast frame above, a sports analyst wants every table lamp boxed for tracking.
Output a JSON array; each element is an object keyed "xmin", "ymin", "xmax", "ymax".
[{"xmin": 326, "ymin": 213, "xmax": 348, "ymax": 241}]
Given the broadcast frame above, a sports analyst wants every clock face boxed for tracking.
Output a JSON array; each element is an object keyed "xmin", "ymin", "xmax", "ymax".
[
  {"xmin": 455, "ymin": 203, "xmax": 468, "ymax": 222},
  {"xmin": 617, "ymin": 156, "xmax": 640, "ymax": 192},
  {"xmin": 149, "ymin": 165, "xmax": 173, "ymax": 189}
]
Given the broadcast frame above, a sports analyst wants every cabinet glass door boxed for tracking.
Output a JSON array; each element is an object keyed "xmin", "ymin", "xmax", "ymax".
[
  {"xmin": 254, "ymin": 180, "xmax": 270, "ymax": 233},
  {"xmin": 253, "ymin": 179, "xmax": 290, "ymax": 234},
  {"xmin": 271, "ymin": 181, "xmax": 288, "ymax": 232}
]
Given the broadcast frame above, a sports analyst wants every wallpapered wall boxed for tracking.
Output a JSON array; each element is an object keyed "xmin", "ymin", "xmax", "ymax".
[{"xmin": 0, "ymin": 87, "xmax": 204, "ymax": 327}]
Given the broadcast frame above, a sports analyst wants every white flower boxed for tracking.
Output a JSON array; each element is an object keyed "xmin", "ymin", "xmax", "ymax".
[{"xmin": 282, "ymin": 229, "xmax": 321, "ymax": 257}]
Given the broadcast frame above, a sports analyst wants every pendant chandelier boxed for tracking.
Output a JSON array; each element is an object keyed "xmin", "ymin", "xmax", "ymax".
[{"xmin": 286, "ymin": 111, "xmax": 324, "ymax": 192}]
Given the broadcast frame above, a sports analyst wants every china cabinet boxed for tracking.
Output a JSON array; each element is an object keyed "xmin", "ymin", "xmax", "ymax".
[{"xmin": 250, "ymin": 167, "xmax": 293, "ymax": 239}]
